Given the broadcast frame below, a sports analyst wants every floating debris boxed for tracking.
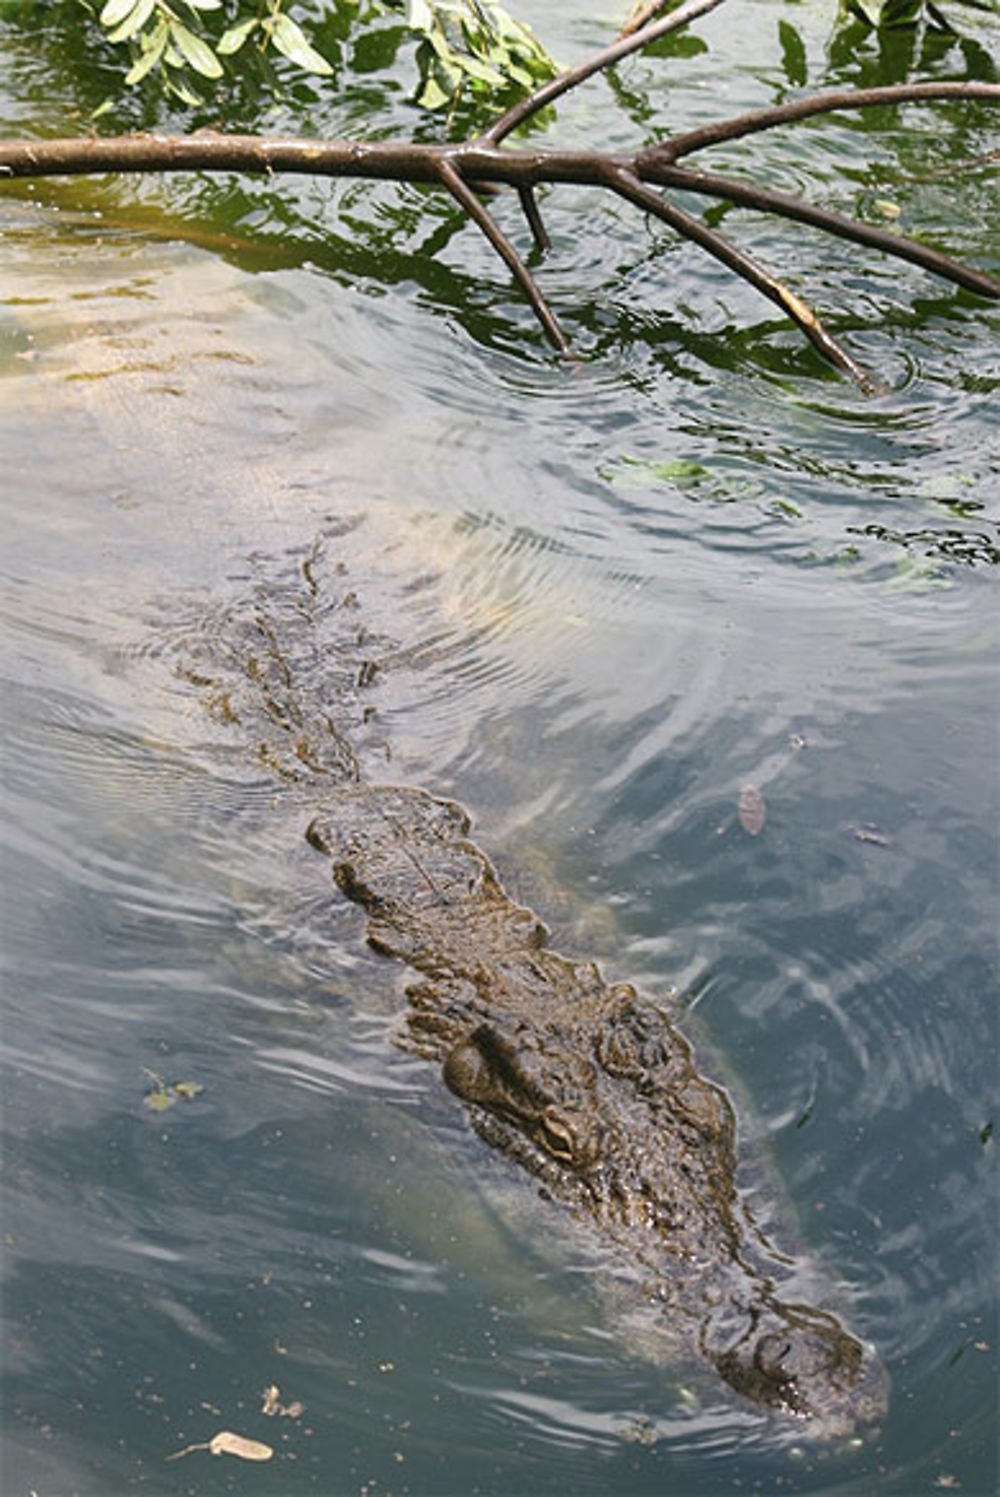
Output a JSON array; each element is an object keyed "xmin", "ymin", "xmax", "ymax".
[
  {"xmin": 143, "ymin": 1071, "xmax": 204, "ymax": 1112},
  {"xmin": 847, "ymin": 824, "xmax": 890, "ymax": 847},
  {"xmin": 261, "ymin": 1383, "xmax": 305, "ymax": 1419},
  {"xmin": 737, "ymin": 785, "xmax": 766, "ymax": 836},
  {"xmin": 167, "ymin": 1430, "xmax": 273, "ymax": 1462}
]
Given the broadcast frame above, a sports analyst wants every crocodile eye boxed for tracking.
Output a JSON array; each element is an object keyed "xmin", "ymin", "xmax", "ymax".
[
  {"xmin": 442, "ymin": 1039, "xmax": 493, "ymax": 1103},
  {"xmin": 539, "ymin": 1110, "xmax": 575, "ymax": 1161}
]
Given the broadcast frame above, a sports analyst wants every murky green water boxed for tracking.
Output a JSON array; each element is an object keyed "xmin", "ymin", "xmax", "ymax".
[{"xmin": 2, "ymin": 4, "xmax": 998, "ymax": 1493}]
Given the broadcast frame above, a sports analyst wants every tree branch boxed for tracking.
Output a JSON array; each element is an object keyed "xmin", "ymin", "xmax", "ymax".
[
  {"xmin": 517, "ymin": 185, "xmax": 551, "ymax": 253},
  {"xmin": 2, "ymin": 80, "xmax": 996, "ymax": 385},
  {"xmin": 434, "ymin": 156, "xmax": 569, "ymax": 351},
  {"xmin": 646, "ymin": 81, "xmax": 1000, "ymax": 162},
  {"xmin": 603, "ymin": 163, "xmax": 880, "ymax": 391},
  {"xmin": 642, "ymin": 161, "xmax": 1000, "ymax": 301}
]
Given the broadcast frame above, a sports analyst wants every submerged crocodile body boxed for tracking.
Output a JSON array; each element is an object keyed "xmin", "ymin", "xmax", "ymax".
[{"xmin": 181, "ymin": 527, "xmax": 887, "ymax": 1437}]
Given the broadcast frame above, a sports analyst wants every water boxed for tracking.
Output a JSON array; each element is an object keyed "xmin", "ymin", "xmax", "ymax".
[{"xmin": 1, "ymin": 4, "xmax": 998, "ymax": 1493}]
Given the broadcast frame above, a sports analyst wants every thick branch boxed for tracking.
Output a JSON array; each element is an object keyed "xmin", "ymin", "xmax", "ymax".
[
  {"xmin": 482, "ymin": 0, "xmax": 731, "ymax": 145},
  {"xmin": 646, "ymin": 81, "xmax": 1000, "ymax": 162},
  {"xmin": 603, "ymin": 164, "xmax": 879, "ymax": 391}
]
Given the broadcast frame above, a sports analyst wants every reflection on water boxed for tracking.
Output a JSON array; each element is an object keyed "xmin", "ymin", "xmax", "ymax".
[{"xmin": 2, "ymin": 9, "xmax": 998, "ymax": 1492}]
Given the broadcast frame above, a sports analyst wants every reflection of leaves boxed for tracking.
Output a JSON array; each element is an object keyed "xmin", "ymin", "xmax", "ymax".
[
  {"xmin": 778, "ymin": 19, "xmax": 808, "ymax": 87},
  {"xmin": 847, "ymin": 521, "xmax": 1000, "ymax": 566},
  {"xmin": 167, "ymin": 1429, "xmax": 274, "ymax": 1461},
  {"xmin": 640, "ymin": 31, "xmax": 708, "ymax": 60},
  {"xmin": 843, "ymin": 0, "xmax": 966, "ymax": 30}
]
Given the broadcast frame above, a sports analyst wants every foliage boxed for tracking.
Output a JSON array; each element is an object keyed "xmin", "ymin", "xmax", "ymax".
[
  {"xmin": 389, "ymin": 0, "xmax": 557, "ymax": 111},
  {"xmin": 80, "ymin": 0, "xmax": 557, "ymax": 113}
]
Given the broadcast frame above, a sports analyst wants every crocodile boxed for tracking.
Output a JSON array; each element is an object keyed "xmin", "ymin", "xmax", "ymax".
[{"xmin": 176, "ymin": 527, "xmax": 888, "ymax": 1439}]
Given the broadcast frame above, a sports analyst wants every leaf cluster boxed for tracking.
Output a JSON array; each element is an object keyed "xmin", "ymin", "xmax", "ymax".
[
  {"xmin": 91, "ymin": 0, "xmax": 333, "ymax": 109},
  {"xmin": 83, "ymin": 0, "xmax": 556, "ymax": 114},
  {"xmin": 386, "ymin": 0, "xmax": 557, "ymax": 113}
]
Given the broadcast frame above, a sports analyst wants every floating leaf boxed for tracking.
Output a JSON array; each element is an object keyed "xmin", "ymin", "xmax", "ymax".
[
  {"xmin": 171, "ymin": 1080, "xmax": 204, "ymax": 1100},
  {"xmin": 143, "ymin": 1071, "xmax": 204, "ymax": 1111},
  {"xmin": 168, "ymin": 1429, "xmax": 274, "ymax": 1462},
  {"xmin": 737, "ymin": 786, "xmax": 766, "ymax": 836},
  {"xmin": 261, "ymin": 1382, "xmax": 304, "ymax": 1418},
  {"xmin": 209, "ymin": 1431, "xmax": 273, "ymax": 1461},
  {"xmin": 145, "ymin": 1088, "xmax": 174, "ymax": 1112}
]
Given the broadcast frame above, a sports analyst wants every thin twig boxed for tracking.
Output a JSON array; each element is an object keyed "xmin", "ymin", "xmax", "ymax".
[
  {"xmin": 646, "ymin": 80, "xmax": 1000, "ymax": 162},
  {"xmin": 482, "ymin": 0, "xmax": 731, "ymax": 145},
  {"xmin": 604, "ymin": 163, "xmax": 880, "ymax": 391},
  {"xmin": 641, "ymin": 161, "xmax": 1000, "ymax": 299},
  {"xmin": 620, "ymin": 1, "xmax": 679, "ymax": 39},
  {"xmin": 434, "ymin": 156, "xmax": 569, "ymax": 352},
  {"xmin": 518, "ymin": 185, "xmax": 551, "ymax": 252}
]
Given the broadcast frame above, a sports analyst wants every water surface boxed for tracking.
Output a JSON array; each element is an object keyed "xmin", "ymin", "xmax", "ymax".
[{"xmin": 1, "ymin": 4, "xmax": 998, "ymax": 1493}]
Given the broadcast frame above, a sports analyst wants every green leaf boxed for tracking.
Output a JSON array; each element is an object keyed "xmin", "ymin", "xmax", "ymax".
[
  {"xmin": 217, "ymin": 17, "xmax": 260, "ymax": 54},
  {"xmin": 99, "ymin": 0, "xmax": 141, "ymax": 29},
  {"xmin": 124, "ymin": 19, "xmax": 168, "ymax": 82},
  {"xmin": 268, "ymin": 12, "xmax": 334, "ymax": 74},
  {"xmin": 415, "ymin": 72, "xmax": 452, "ymax": 108},
  {"xmin": 180, "ymin": 0, "xmax": 223, "ymax": 10},
  {"xmin": 168, "ymin": 19, "xmax": 224, "ymax": 77},
  {"xmin": 453, "ymin": 52, "xmax": 505, "ymax": 86},
  {"xmin": 408, "ymin": 0, "xmax": 435, "ymax": 33},
  {"xmin": 106, "ymin": 0, "xmax": 155, "ymax": 45}
]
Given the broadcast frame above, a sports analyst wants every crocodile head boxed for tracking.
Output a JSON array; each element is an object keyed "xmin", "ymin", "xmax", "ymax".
[{"xmin": 441, "ymin": 1009, "xmax": 888, "ymax": 1436}]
